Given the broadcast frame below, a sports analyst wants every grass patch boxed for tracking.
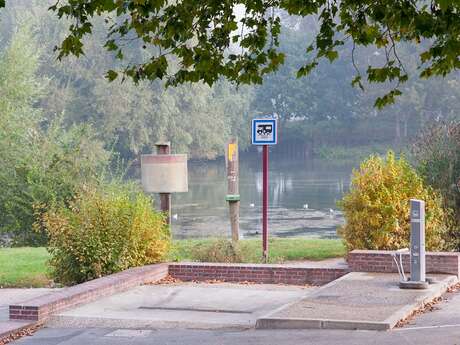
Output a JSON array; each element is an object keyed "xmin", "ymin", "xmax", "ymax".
[
  {"xmin": 0, "ymin": 239, "xmax": 345, "ymax": 287},
  {"xmin": 0, "ymin": 247, "xmax": 52, "ymax": 288},
  {"xmin": 170, "ymin": 238, "xmax": 346, "ymax": 263}
]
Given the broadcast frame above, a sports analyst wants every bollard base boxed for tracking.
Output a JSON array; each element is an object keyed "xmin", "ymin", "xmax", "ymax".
[{"xmin": 399, "ymin": 279, "xmax": 430, "ymax": 290}]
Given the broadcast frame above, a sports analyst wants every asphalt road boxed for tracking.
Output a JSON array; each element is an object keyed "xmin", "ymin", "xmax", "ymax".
[
  {"xmin": 11, "ymin": 286, "xmax": 460, "ymax": 345},
  {"xmin": 11, "ymin": 326, "xmax": 460, "ymax": 345}
]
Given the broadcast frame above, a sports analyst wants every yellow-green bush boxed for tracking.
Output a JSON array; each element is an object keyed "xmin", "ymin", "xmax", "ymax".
[
  {"xmin": 41, "ymin": 185, "xmax": 170, "ymax": 285},
  {"xmin": 338, "ymin": 151, "xmax": 449, "ymax": 252}
]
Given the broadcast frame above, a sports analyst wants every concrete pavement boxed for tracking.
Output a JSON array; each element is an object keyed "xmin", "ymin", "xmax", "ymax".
[
  {"xmin": 7, "ymin": 277, "xmax": 460, "ymax": 344},
  {"xmin": 10, "ymin": 326, "xmax": 460, "ymax": 345},
  {"xmin": 257, "ymin": 272, "xmax": 457, "ymax": 330},
  {"xmin": 47, "ymin": 282, "xmax": 313, "ymax": 330},
  {"xmin": 0, "ymin": 289, "xmax": 57, "ymax": 322},
  {"xmin": 395, "ymin": 285, "xmax": 460, "ymax": 330},
  {"xmin": 0, "ymin": 288, "xmax": 58, "ymax": 339}
]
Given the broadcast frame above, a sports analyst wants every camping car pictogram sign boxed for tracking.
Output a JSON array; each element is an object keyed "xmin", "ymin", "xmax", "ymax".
[{"xmin": 252, "ymin": 118, "xmax": 277, "ymax": 145}]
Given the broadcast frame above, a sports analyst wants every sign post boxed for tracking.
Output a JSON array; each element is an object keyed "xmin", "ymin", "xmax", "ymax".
[
  {"xmin": 252, "ymin": 118, "xmax": 277, "ymax": 262},
  {"xmin": 140, "ymin": 142, "xmax": 188, "ymax": 225},
  {"xmin": 262, "ymin": 145, "xmax": 269, "ymax": 259},
  {"xmin": 157, "ymin": 142, "xmax": 172, "ymax": 224},
  {"xmin": 226, "ymin": 138, "xmax": 240, "ymax": 242}
]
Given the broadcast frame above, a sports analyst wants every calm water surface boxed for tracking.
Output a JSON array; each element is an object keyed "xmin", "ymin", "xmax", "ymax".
[{"xmin": 168, "ymin": 154, "xmax": 356, "ymax": 239}]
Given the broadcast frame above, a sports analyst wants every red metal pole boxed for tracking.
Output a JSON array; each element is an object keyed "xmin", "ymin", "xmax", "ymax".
[{"xmin": 262, "ymin": 145, "xmax": 269, "ymax": 261}]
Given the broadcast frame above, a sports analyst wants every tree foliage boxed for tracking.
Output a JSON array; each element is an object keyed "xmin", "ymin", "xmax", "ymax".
[
  {"xmin": 8, "ymin": 0, "xmax": 458, "ymax": 107},
  {"xmin": 2, "ymin": 2, "xmax": 460, "ymax": 160},
  {"xmin": 0, "ymin": 1, "xmax": 253, "ymax": 160}
]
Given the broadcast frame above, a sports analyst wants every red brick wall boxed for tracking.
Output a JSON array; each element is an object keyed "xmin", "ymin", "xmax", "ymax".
[
  {"xmin": 348, "ymin": 250, "xmax": 460, "ymax": 276},
  {"xmin": 168, "ymin": 263, "xmax": 348, "ymax": 286},
  {"xmin": 10, "ymin": 263, "xmax": 168, "ymax": 322}
]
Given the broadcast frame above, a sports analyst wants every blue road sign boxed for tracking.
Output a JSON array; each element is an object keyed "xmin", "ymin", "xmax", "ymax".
[{"xmin": 252, "ymin": 118, "xmax": 277, "ymax": 145}]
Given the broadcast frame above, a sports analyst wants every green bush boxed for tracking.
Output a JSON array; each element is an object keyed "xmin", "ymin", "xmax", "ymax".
[
  {"xmin": 338, "ymin": 151, "xmax": 450, "ymax": 252},
  {"xmin": 41, "ymin": 185, "xmax": 170, "ymax": 285},
  {"xmin": 190, "ymin": 239, "xmax": 244, "ymax": 263}
]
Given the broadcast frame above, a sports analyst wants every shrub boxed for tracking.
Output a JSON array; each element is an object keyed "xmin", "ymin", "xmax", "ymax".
[
  {"xmin": 412, "ymin": 121, "xmax": 460, "ymax": 250},
  {"xmin": 190, "ymin": 239, "xmax": 244, "ymax": 263},
  {"xmin": 338, "ymin": 151, "xmax": 450, "ymax": 252},
  {"xmin": 40, "ymin": 184, "xmax": 170, "ymax": 285}
]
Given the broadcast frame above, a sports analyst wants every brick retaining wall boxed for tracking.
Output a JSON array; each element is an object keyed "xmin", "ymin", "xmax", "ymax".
[
  {"xmin": 348, "ymin": 250, "xmax": 460, "ymax": 276},
  {"xmin": 11, "ymin": 252, "xmax": 458, "ymax": 323},
  {"xmin": 168, "ymin": 263, "xmax": 348, "ymax": 286},
  {"xmin": 9, "ymin": 263, "xmax": 168, "ymax": 322}
]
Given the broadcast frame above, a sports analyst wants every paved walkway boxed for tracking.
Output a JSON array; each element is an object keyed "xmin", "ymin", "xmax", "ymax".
[
  {"xmin": 10, "ymin": 289, "xmax": 460, "ymax": 345},
  {"xmin": 1, "ymin": 288, "xmax": 57, "ymax": 321},
  {"xmin": 257, "ymin": 272, "xmax": 457, "ymax": 330},
  {"xmin": 395, "ymin": 285, "xmax": 460, "ymax": 330},
  {"xmin": 47, "ymin": 283, "xmax": 313, "ymax": 330},
  {"xmin": 0, "ymin": 288, "xmax": 58, "ymax": 338},
  {"xmin": 7, "ymin": 277, "xmax": 460, "ymax": 344},
  {"xmin": 6, "ymin": 273, "xmax": 460, "ymax": 344}
]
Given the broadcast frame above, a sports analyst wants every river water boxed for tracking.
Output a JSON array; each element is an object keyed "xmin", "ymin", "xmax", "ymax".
[{"xmin": 168, "ymin": 154, "xmax": 356, "ymax": 240}]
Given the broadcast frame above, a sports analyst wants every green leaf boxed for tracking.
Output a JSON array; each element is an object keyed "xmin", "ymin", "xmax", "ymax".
[
  {"xmin": 296, "ymin": 62, "xmax": 318, "ymax": 78},
  {"xmin": 374, "ymin": 89, "xmax": 402, "ymax": 109},
  {"xmin": 325, "ymin": 50, "xmax": 339, "ymax": 62},
  {"xmin": 104, "ymin": 40, "xmax": 118, "ymax": 52},
  {"xmin": 351, "ymin": 76, "xmax": 364, "ymax": 91},
  {"xmin": 105, "ymin": 70, "xmax": 118, "ymax": 82}
]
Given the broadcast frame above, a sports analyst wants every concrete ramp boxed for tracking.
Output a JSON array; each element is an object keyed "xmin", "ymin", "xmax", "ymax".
[{"xmin": 256, "ymin": 272, "xmax": 457, "ymax": 331}]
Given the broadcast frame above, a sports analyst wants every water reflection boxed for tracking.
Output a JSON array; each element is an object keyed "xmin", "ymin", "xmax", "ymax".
[{"xmin": 167, "ymin": 154, "xmax": 355, "ymax": 239}]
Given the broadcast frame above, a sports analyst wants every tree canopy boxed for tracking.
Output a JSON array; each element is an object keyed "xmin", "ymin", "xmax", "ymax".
[{"xmin": 0, "ymin": 0, "xmax": 456, "ymax": 107}]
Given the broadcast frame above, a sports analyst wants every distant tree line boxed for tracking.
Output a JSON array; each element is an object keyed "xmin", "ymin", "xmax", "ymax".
[{"xmin": 2, "ymin": 1, "xmax": 460, "ymax": 162}]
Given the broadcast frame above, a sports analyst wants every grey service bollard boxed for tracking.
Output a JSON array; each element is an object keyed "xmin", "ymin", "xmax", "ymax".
[
  {"xmin": 410, "ymin": 199, "xmax": 426, "ymax": 282},
  {"xmin": 399, "ymin": 199, "xmax": 429, "ymax": 289}
]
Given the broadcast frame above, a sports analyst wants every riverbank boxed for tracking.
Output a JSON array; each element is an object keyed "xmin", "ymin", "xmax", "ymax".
[{"xmin": 0, "ymin": 239, "xmax": 345, "ymax": 288}]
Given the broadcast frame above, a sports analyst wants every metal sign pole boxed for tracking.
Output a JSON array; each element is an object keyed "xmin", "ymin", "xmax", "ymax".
[
  {"xmin": 251, "ymin": 117, "xmax": 277, "ymax": 263},
  {"xmin": 262, "ymin": 145, "xmax": 269, "ymax": 262}
]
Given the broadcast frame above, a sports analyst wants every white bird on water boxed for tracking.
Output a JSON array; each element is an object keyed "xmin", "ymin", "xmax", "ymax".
[
  {"xmin": 302, "ymin": 204, "xmax": 309, "ymax": 209},
  {"xmin": 249, "ymin": 203, "xmax": 255, "ymax": 208}
]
